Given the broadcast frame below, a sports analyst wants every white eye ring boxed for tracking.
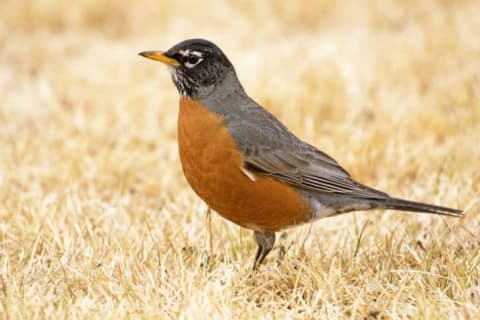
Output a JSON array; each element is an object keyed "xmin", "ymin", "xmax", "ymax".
[{"xmin": 185, "ymin": 57, "xmax": 203, "ymax": 68}]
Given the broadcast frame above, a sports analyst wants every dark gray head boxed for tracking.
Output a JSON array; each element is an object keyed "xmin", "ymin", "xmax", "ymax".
[{"xmin": 139, "ymin": 39, "xmax": 236, "ymax": 98}]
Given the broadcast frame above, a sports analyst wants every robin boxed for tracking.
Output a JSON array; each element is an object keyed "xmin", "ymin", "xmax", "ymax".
[{"xmin": 139, "ymin": 39, "xmax": 463, "ymax": 270}]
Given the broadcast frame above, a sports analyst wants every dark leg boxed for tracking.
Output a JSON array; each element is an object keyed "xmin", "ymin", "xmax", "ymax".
[{"xmin": 252, "ymin": 231, "xmax": 276, "ymax": 270}]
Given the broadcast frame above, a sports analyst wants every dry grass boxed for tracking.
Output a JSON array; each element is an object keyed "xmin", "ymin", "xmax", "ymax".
[{"xmin": 1, "ymin": 0, "xmax": 480, "ymax": 319}]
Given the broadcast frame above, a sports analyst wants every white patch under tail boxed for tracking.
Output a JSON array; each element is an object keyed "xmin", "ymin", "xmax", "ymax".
[{"xmin": 308, "ymin": 198, "xmax": 373, "ymax": 221}]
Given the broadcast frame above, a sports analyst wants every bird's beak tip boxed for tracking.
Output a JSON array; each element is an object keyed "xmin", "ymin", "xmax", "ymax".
[{"xmin": 138, "ymin": 50, "xmax": 180, "ymax": 66}]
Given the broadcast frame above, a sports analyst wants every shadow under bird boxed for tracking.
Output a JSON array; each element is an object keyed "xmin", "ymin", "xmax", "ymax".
[{"xmin": 139, "ymin": 39, "xmax": 463, "ymax": 270}]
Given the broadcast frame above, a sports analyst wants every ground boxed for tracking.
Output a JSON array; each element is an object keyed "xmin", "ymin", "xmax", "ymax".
[{"xmin": 1, "ymin": 1, "xmax": 479, "ymax": 319}]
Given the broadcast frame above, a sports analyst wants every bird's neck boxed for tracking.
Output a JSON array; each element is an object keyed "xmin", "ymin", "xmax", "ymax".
[{"xmin": 198, "ymin": 71, "xmax": 248, "ymax": 116}]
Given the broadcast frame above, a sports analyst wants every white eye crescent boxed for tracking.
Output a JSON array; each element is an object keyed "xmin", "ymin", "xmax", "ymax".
[{"xmin": 185, "ymin": 55, "xmax": 203, "ymax": 68}]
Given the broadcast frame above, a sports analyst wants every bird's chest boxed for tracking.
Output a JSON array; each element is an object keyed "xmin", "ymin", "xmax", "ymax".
[{"xmin": 177, "ymin": 98, "xmax": 243, "ymax": 197}]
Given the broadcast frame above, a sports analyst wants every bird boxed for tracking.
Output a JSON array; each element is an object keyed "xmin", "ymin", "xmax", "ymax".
[{"xmin": 139, "ymin": 39, "xmax": 463, "ymax": 270}]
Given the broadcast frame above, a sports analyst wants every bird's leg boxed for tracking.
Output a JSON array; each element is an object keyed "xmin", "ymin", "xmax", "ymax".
[
  {"xmin": 252, "ymin": 230, "xmax": 276, "ymax": 270},
  {"xmin": 205, "ymin": 207, "xmax": 213, "ymax": 257}
]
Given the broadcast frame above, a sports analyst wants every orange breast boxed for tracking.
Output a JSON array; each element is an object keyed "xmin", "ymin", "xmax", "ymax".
[{"xmin": 177, "ymin": 97, "xmax": 309, "ymax": 232}]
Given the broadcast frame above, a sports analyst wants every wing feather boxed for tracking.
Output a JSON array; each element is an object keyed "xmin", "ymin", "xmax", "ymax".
[
  {"xmin": 244, "ymin": 148, "xmax": 388, "ymax": 199},
  {"xmin": 224, "ymin": 100, "xmax": 388, "ymax": 199}
]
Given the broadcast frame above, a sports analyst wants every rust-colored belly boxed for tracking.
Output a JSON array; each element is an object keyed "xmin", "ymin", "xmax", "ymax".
[{"xmin": 177, "ymin": 97, "xmax": 308, "ymax": 232}]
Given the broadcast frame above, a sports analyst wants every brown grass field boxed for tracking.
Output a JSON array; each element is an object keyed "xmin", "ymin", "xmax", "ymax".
[{"xmin": 1, "ymin": 0, "xmax": 480, "ymax": 319}]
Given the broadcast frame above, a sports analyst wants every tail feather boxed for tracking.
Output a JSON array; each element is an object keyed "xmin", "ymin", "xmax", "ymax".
[{"xmin": 382, "ymin": 197, "xmax": 463, "ymax": 217}]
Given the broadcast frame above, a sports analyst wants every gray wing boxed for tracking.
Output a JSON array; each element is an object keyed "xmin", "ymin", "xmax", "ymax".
[{"xmin": 227, "ymin": 105, "xmax": 389, "ymax": 200}]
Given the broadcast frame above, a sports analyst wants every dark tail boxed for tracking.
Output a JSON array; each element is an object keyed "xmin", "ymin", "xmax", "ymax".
[{"xmin": 382, "ymin": 197, "xmax": 463, "ymax": 217}]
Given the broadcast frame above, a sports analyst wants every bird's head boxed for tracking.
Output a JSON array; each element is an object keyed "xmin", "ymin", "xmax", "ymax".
[{"xmin": 139, "ymin": 39, "xmax": 234, "ymax": 99}]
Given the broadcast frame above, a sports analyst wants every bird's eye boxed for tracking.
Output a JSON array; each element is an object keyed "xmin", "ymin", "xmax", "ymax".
[
  {"xmin": 184, "ymin": 54, "xmax": 203, "ymax": 68},
  {"xmin": 187, "ymin": 56, "xmax": 199, "ymax": 65}
]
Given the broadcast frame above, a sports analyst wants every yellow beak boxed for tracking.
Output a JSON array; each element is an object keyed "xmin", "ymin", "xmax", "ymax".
[{"xmin": 138, "ymin": 51, "xmax": 180, "ymax": 67}]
